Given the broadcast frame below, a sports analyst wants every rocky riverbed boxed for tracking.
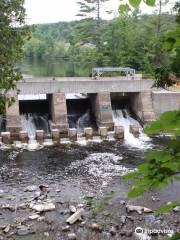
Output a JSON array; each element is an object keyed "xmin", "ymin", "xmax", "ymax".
[{"xmin": 0, "ymin": 140, "xmax": 179, "ymax": 239}]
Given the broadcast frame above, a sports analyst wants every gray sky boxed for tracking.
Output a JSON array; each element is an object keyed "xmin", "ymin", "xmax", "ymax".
[{"xmin": 24, "ymin": 0, "xmax": 175, "ymax": 25}]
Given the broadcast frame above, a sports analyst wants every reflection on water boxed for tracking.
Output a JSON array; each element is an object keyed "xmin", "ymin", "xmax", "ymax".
[{"xmin": 20, "ymin": 58, "xmax": 92, "ymax": 77}]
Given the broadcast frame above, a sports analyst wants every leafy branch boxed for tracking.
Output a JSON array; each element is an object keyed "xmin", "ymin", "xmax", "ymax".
[{"xmin": 124, "ymin": 110, "xmax": 180, "ymax": 214}]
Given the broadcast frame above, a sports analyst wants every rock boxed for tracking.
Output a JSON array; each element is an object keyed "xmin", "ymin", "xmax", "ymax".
[
  {"xmin": 0, "ymin": 225, "xmax": 6, "ymax": 230},
  {"xmin": 91, "ymin": 223, "xmax": 102, "ymax": 232},
  {"xmin": 34, "ymin": 191, "xmax": 41, "ymax": 198},
  {"xmin": 120, "ymin": 230, "xmax": 133, "ymax": 237},
  {"xmin": 30, "ymin": 202, "xmax": 55, "ymax": 212},
  {"xmin": 17, "ymin": 203, "xmax": 27, "ymax": 210},
  {"xmin": 152, "ymin": 196, "xmax": 160, "ymax": 201},
  {"xmin": 86, "ymin": 193, "xmax": 94, "ymax": 198},
  {"xmin": 62, "ymin": 225, "xmax": 70, "ymax": 232},
  {"xmin": 69, "ymin": 205, "xmax": 76, "ymax": 213},
  {"xmin": 0, "ymin": 190, "xmax": 4, "ymax": 198},
  {"xmin": 3, "ymin": 225, "xmax": 10, "ymax": 233},
  {"xmin": 56, "ymin": 189, "xmax": 61, "ymax": 192},
  {"xmin": 77, "ymin": 204, "xmax": 84, "ymax": 208},
  {"xmin": 126, "ymin": 205, "xmax": 152, "ymax": 214},
  {"xmin": 44, "ymin": 232, "xmax": 49, "ymax": 237},
  {"xmin": 66, "ymin": 208, "xmax": 84, "ymax": 225},
  {"xmin": 24, "ymin": 185, "xmax": 38, "ymax": 192},
  {"xmin": 68, "ymin": 233, "xmax": 77, "ymax": 240},
  {"xmin": 60, "ymin": 209, "xmax": 70, "ymax": 215},
  {"xmin": 37, "ymin": 216, "xmax": 45, "ymax": 222},
  {"xmin": 126, "ymin": 205, "xmax": 143, "ymax": 214},
  {"xmin": 144, "ymin": 214, "xmax": 156, "ymax": 223},
  {"xmin": 125, "ymin": 231, "xmax": 132, "ymax": 237},
  {"xmin": 120, "ymin": 215, "xmax": 126, "ymax": 224},
  {"xmin": 29, "ymin": 214, "xmax": 40, "ymax": 220},
  {"xmin": 129, "ymin": 125, "xmax": 139, "ymax": 137},
  {"xmin": 173, "ymin": 206, "xmax": 180, "ymax": 212},
  {"xmin": 126, "ymin": 215, "xmax": 135, "ymax": 221},
  {"xmin": 144, "ymin": 207, "xmax": 153, "ymax": 213},
  {"xmin": 109, "ymin": 226, "xmax": 116, "ymax": 235},
  {"xmin": 80, "ymin": 221, "xmax": 86, "ymax": 226},
  {"xmin": 39, "ymin": 185, "xmax": 49, "ymax": 194},
  {"xmin": 17, "ymin": 226, "xmax": 29, "ymax": 236},
  {"xmin": 1, "ymin": 204, "xmax": 14, "ymax": 212}
]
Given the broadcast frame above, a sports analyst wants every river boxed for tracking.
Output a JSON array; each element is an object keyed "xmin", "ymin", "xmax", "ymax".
[{"xmin": 0, "ymin": 136, "xmax": 179, "ymax": 239}]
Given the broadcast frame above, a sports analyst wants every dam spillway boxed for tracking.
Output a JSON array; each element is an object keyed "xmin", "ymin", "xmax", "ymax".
[{"xmin": 1, "ymin": 76, "xmax": 180, "ymax": 143}]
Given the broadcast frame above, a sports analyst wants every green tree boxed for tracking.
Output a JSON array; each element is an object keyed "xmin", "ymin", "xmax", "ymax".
[
  {"xmin": 0, "ymin": 0, "xmax": 28, "ymax": 113},
  {"xmin": 76, "ymin": 0, "xmax": 111, "ymax": 65}
]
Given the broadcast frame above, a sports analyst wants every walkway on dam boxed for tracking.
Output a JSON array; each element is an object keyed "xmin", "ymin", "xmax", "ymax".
[{"xmin": 14, "ymin": 77, "xmax": 154, "ymax": 94}]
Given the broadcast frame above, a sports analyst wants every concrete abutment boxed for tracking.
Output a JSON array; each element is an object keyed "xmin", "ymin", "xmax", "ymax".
[
  {"xmin": 49, "ymin": 93, "xmax": 69, "ymax": 135},
  {"xmin": 3, "ymin": 89, "xmax": 180, "ymax": 139},
  {"xmin": 5, "ymin": 95, "xmax": 21, "ymax": 139},
  {"xmin": 129, "ymin": 91, "xmax": 156, "ymax": 123},
  {"xmin": 90, "ymin": 92, "xmax": 114, "ymax": 130}
]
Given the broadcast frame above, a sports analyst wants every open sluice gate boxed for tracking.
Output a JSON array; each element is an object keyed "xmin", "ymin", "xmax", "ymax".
[{"xmin": 19, "ymin": 94, "xmax": 51, "ymax": 138}]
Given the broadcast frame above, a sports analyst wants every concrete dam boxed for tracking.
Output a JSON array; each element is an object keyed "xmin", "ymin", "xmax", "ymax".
[{"xmin": 1, "ymin": 76, "xmax": 180, "ymax": 146}]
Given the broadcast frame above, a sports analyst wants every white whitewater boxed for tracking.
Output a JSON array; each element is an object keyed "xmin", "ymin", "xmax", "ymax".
[
  {"xmin": 112, "ymin": 109, "xmax": 152, "ymax": 149},
  {"xmin": 77, "ymin": 110, "xmax": 90, "ymax": 133},
  {"xmin": 21, "ymin": 113, "xmax": 50, "ymax": 150},
  {"xmin": 21, "ymin": 114, "xmax": 36, "ymax": 138}
]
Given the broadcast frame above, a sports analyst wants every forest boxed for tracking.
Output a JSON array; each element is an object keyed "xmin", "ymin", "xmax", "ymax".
[{"xmin": 24, "ymin": 11, "xmax": 178, "ymax": 78}]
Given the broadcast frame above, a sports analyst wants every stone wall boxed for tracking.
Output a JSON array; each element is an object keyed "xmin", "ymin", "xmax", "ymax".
[{"xmin": 152, "ymin": 91, "xmax": 180, "ymax": 118}]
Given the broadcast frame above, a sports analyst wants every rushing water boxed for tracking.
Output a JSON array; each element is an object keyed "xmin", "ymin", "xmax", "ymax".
[
  {"xmin": 112, "ymin": 109, "xmax": 152, "ymax": 149},
  {"xmin": 68, "ymin": 111, "xmax": 91, "ymax": 133},
  {"xmin": 21, "ymin": 113, "xmax": 50, "ymax": 138}
]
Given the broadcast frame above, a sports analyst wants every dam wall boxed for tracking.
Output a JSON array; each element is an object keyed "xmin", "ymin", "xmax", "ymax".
[{"xmin": 2, "ymin": 77, "xmax": 180, "ymax": 137}]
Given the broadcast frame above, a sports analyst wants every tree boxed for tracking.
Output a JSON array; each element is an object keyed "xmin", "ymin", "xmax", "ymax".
[
  {"xmin": 0, "ymin": 0, "xmax": 28, "ymax": 113},
  {"xmin": 76, "ymin": 0, "xmax": 111, "ymax": 65}
]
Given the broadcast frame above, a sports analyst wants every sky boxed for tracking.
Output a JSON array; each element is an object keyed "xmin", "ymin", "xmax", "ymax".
[{"xmin": 24, "ymin": 0, "xmax": 175, "ymax": 25}]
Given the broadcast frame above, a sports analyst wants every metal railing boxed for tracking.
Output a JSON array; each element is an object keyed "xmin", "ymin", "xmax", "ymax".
[{"xmin": 92, "ymin": 67, "xmax": 136, "ymax": 79}]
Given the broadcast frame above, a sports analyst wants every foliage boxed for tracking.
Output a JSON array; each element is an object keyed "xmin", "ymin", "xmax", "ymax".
[
  {"xmin": 119, "ymin": 0, "xmax": 180, "ymax": 88},
  {"xmin": 24, "ymin": 13, "xmax": 176, "ymax": 76},
  {"xmin": 0, "ymin": 0, "xmax": 28, "ymax": 113},
  {"xmin": 84, "ymin": 191, "xmax": 114, "ymax": 218},
  {"xmin": 124, "ymin": 110, "xmax": 180, "ymax": 214},
  {"xmin": 119, "ymin": 0, "xmax": 161, "ymax": 14}
]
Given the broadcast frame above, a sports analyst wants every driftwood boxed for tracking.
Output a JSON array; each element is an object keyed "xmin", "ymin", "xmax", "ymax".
[
  {"xmin": 66, "ymin": 208, "xmax": 84, "ymax": 224},
  {"xmin": 126, "ymin": 205, "xmax": 152, "ymax": 214}
]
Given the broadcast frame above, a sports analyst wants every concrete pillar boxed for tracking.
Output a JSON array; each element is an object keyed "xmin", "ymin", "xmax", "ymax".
[
  {"xmin": 90, "ymin": 92, "xmax": 114, "ymax": 130},
  {"xmin": 52, "ymin": 129, "xmax": 60, "ymax": 142},
  {"xmin": 6, "ymin": 95, "xmax": 21, "ymax": 139},
  {"xmin": 69, "ymin": 128, "xmax": 77, "ymax": 141},
  {"xmin": 114, "ymin": 126, "xmax": 124, "ymax": 139},
  {"xmin": 98, "ymin": 126, "xmax": 108, "ymax": 138},
  {"xmin": 36, "ymin": 130, "xmax": 44, "ymax": 144},
  {"xmin": 84, "ymin": 127, "xmax": 93, "ymax": 139},
  {"xmin": 130, "ymin": 91, "xmax": 156, "ymax": 123},
  {"xmin": 130, "ymin": 125, "xmax": 139, "ymax": 137},
  {"xmin": 1, "ymin": 132, "xmax": 11, "ymax": 144},
  {"xmin": 19, "ymin": 131, "xmax": 28, "ymax": 143},
  {"xmin": 50, "ymin": 93, "xmax": 69, "ymax": 135}
]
